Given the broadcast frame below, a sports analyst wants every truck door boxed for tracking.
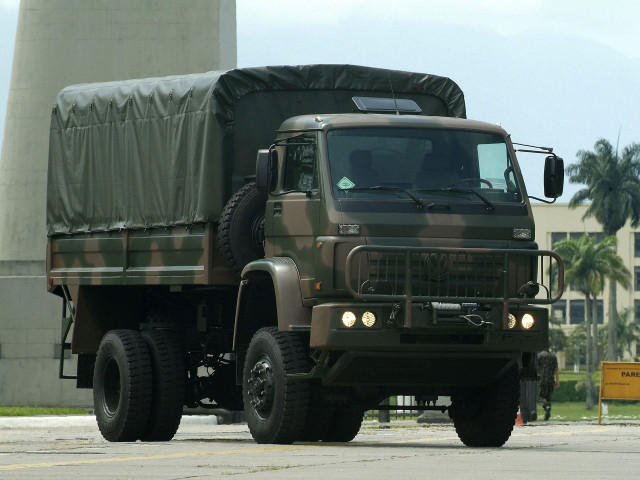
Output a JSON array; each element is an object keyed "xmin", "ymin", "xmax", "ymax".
[{"xmin": 266, "ymin": 137, "xmax": 320, "ymax": 297}]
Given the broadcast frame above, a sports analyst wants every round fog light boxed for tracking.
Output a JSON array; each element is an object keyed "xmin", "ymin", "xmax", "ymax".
[
  {"xmin": 362, "ymin": 311, "xmax": 377, "ymax": 327},
  {"xmin": 341, "ymin": 311, "xmax": 357, "ymax": 328},
  {"xmin": 507, "ymin": 313, "xmax": 517, "ymax": 329},
  {"xmin": 521, "ymin": 313, "xmax": 535, "ymax": 330}
]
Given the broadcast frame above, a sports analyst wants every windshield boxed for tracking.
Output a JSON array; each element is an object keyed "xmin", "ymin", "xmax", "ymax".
[{"xmin": 327, "ymin": 127, "xmax": 522, "ymax": 204}]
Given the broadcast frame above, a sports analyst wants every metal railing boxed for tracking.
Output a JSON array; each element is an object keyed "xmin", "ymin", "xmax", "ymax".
[{"xmin": 365, "ymin": 396, "xmax": 423, "ymax": 421}]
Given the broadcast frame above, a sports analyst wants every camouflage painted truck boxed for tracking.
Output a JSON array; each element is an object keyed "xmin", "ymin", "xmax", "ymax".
[{"xmin": 46, "ymin": 64, "xmax": 564, "ymax": 447}]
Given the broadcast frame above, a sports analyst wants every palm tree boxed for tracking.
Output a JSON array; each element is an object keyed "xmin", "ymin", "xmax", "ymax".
[
  {"xmin": 567, "ymin": 138, "xmax": 640, "ymax": 361},
  {"xmin": 554, "ymin": 235, "xmax": 630, "ymax": 409},
  {"xmin": 564, "ymin": 323, "xmax": 586, "ymax": 369},
  {"xmin": 615, "ymin": 308, "xmax": 640, "ymax": 359},
  {"xmin": 598, "ymin": 308, "xmax": 640, "ymax": 360}
]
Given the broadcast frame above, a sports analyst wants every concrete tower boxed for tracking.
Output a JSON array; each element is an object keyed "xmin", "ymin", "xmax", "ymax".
[{"xmin": 0, "ymin": 0, "xmax": 236, "ymax": 406}]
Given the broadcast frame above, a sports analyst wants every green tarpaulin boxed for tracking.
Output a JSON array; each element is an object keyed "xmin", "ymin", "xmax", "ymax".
[{"xmin": 47, "ymin": 64, "xmax": 466, "ymax": 235}]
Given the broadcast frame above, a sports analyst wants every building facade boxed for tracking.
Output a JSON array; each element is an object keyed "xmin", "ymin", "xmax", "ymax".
[
  {"xmin": 532, "ymin": 203, "xmax": 640, "ymax": 365},
  {"xmin": 0, "ymin": 0, "xmax": 237, "ymax": 407}
]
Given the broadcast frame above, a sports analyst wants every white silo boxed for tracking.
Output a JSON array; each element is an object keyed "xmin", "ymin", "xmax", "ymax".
[{"xmin": 0, "ymin": 0, "xmax": 237, "ymax": 406}]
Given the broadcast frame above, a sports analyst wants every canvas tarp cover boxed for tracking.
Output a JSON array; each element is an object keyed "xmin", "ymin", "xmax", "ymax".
[{"xmin": 47, "ymin": 64, "xmax": 466, "ymax": 235}]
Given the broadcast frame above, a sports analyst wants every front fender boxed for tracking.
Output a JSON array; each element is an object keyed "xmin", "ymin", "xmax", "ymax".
[{"xmin": 233, "ymin": 257, "xmax": 311, "ymax": 350}]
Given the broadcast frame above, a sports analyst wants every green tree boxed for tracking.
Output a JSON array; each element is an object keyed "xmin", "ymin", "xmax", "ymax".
[
  {"xmin": 567, "ymin": 138, "xmax": 640, "ymax": 361},
  {"xmin": 549, "ymin": 315, "xmax": 567, "ymax": 353},
  {"xmin": 553, "ymin": 235, "xmax": 630, "ymax": 409},
  {"xmin": 598, "ymin": 308, "xmax": 640, "ymax": 360},
  {"xmin": 564, "ymin": 323, "xmax": 586, "ymax": 368}
]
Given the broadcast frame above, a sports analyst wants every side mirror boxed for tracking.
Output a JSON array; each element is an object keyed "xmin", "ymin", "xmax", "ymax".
[
  {"xmin": 256, "ymin": 149, "xmax": 278, "ymax": 192},
  {"xmin": 544, "ymin": 155, "xmax": 564, "ymax": 198}
]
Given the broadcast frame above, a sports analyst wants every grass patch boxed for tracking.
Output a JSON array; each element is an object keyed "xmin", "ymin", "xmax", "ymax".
[
  {"xmin": 559, "ymin": 369, "xmax": 600, "ymax": 383},
  {"xmin": 541, "ymin": 401, "xmax": 640, "ymax": 422},
  {"xmin": 0, "ymin": 406, "xmax": 90, "ymax": 417}
]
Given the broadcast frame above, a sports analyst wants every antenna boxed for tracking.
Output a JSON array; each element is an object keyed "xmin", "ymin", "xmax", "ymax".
[{"xmin": 388, "ymin": 74, "xmax": 400, "ymax": 115}]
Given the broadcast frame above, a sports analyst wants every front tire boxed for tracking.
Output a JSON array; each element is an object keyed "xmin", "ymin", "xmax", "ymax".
[
  {"xmin": 93, "ymin": 330, "xmax": 152, "ymax": 442},
  {"xmin": 449, "ymin": 363, "xmax": 520, "ymax": 447},
  {"xmin": 243, "ymin": 327, "xmax": 309, "ymax": 444}
]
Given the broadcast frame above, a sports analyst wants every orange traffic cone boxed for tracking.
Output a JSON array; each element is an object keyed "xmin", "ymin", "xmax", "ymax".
[{"xmin": 515, "ymin": 406, "xmax": 523, "ymax": 426}]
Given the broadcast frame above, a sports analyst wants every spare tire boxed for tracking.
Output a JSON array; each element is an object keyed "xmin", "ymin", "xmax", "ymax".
[{"xmin": 218, "ymin": 182, "xmax": 267, "ymax": 276}]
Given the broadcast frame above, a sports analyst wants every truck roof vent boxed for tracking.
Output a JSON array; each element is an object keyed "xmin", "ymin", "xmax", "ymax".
[{"xmin": 352, "ymin": 96, "xmax": 422, "ymax": 114}]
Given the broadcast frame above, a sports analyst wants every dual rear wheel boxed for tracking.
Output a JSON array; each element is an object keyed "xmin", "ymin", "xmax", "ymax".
[{"xmin": 93, "ymin": 329, "xmax": 185, "ymax": 442}]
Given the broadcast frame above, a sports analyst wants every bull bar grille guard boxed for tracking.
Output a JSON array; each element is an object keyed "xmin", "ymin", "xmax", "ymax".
[{"xmin": 344, "ymin": 245, "xmax": 564, "ymax": 328}]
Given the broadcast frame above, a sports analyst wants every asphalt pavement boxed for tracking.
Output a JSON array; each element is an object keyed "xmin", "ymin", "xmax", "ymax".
[{"xmin": 0, "ymin": 415, "xmax": 638, "ymax": 479}]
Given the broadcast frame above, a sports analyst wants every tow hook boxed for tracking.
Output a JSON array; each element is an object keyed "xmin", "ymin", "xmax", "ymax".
[
  {"xmin": 387, "ymin": 303, "xmax": 403, "ymax": 328},
  {"xmin": 460, "ymin": 314, "xmax": 493, "ymax": 328}
]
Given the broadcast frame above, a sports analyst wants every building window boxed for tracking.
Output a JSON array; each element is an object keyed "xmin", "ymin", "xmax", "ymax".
[
  {"xmin": 596, "ymin": 299, "xmax": 604, "ymax": 324},
  {"xmin": 551, "ymin": 300, "xmax": 566, "ymax": 324},
  {"xmin": 569, "ymin": 300, "xmax": 585, "ymax": 324},
  {"xmin": 569, "ymin": 299, "xmax": 603, "ymax": 324},
  {"xmin": 551, "ymin": 232, "xmax": 567, "ymax": 248},
  {"xmin": 567, "ymin": 232, "xmax": 603, "ymax": 243},
  {"xmin": 569, "ymin": 232, "xmax": 583, "ymax": 241},
  {"xmin": 635, "ymin": 233, "xmax": 640, "ymax": 258},
  {"xmin": 636, "ymin": 266, "xmax": 640, "ymax": 291}
]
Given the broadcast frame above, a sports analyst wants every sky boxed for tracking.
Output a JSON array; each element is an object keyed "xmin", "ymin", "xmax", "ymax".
[{"xmin": 2, "ymin": 0, "xmax": 640, "ymax": 200}]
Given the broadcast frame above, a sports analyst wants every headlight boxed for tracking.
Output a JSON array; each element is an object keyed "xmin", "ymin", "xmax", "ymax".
[
  {"xmin": 362, "ymin": 311, "xmax": 377, "ymax": 328},
  {"xmin": 521, "ymin": 313, "xmax": 535, "ymax": 329},
  {"xmin": 341, "ymin": 311, "xmax": 357, "ymax": 328},
  {"xmin": 507, "ymin": 313, "xmax": 517, "ymax": 329}
]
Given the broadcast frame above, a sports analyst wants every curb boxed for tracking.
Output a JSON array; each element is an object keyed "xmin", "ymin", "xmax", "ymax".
[{"xmin": 0, "ymin": 414, "xmax": 219, "ymax": 429}]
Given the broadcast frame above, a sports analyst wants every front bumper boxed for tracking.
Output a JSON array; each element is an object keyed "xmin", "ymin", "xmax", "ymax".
[
  {"xmin": 310, "ymin": 302, "xmax": 549, "ymax": 352},
  {"xmin": 309, "ymin": 302, "xmax": 547, "ymax": 388}
]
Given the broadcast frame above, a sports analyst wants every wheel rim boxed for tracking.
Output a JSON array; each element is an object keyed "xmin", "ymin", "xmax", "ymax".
[
  {"xmin": 246, "ymin": 355, "xmax": 274, "ymax": 420},
  {"xmin": 102, "ymin": 357, "xmax": 122, "ymax": 417}
]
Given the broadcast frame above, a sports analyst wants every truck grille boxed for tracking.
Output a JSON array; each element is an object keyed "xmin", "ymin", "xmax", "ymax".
[{"xmin": 345, "ymin": 246, "xmax": 563, "ymax": 305}]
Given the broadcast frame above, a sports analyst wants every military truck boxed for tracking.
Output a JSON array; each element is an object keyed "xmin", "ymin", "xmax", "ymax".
[{"xmin": 46, "ymin": 64, "xmax": 564, "ymax": 447}]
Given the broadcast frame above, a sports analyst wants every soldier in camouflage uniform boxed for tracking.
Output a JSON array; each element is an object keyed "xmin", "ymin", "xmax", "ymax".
[{"xmin": 537, "ymin": 348, "xmax": 559, "ymax": 420}]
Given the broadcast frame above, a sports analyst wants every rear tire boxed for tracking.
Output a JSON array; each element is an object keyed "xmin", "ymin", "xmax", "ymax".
[
  {"xmin": 243, "ymin": 327, "xmax": 309, "ymax": 444},
  {"xmin": 449, "ymin": 363, "xmax": 520, "ymax": 447},
  {"xmin": 321, "ymin": 407, "xmax": 363, "ymax": 442},
  {"xmin": 93, "ymin": 330, "xmax": 152, "ymax": 442},
  {"xmin": 300, "ymin": 382, "xmax": 333, "ymax": 442},
  {"xmin": 140, "ymin": 330, "xmax": 185, "ymax": 441}
]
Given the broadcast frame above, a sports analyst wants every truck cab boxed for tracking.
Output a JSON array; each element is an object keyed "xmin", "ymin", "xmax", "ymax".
[{"xmin": 239, "ymin": 107, "xmax": 564, "ymax": 445}]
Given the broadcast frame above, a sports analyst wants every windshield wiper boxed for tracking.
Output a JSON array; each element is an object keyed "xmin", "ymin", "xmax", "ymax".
[
  {"xmin": 415, "ymin": 187, "xmax": 494, "ymax": 210},
  {"xmin": 343, "ymin": 186, "xmax": 425, "ymax": 208}
]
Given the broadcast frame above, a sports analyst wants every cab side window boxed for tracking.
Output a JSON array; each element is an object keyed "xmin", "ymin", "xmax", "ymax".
[{"xmin": 283, "ymin": 141, "xmax": 317, "ymax": 192}]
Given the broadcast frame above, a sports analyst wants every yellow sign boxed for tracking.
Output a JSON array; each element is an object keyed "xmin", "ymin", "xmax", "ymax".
[{"xmin": 598, "ymin": 361, "xmax": 640, "ymax": 424}]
